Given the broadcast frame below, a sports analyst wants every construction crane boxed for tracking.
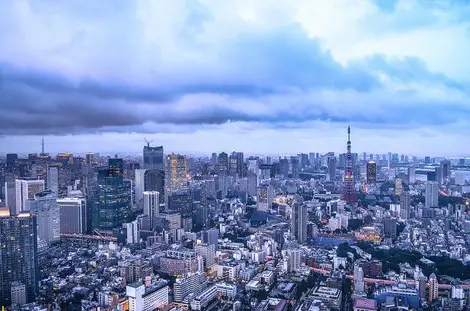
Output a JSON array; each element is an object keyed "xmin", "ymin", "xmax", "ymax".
[{"xmin": 144, "ymin": 137, "xmax": 153, "ymax": 147}]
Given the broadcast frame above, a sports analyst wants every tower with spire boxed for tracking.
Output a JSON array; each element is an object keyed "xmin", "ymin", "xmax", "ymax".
[{"xmin": 342, "ymin": 125, "xmax": 356, "ymax": 204}]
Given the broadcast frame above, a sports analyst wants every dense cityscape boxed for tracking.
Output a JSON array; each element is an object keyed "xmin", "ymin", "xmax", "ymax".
[
  {"xmin": 2, "ymin": 126, "xmax": 470, "ymax": 311},
  {"xmin": 2, "ymin": 1, "xmax": 470, "ymax": 310}
]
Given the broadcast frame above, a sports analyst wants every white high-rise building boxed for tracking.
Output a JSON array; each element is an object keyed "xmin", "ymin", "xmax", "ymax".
[
  {"xmin": 425, "ymin": 181, "xmax": 439, "ymax": 208},
  {"xmin": 173, "ymin": 272, "xmax": 206, "ymax": 302},
  {"xmin": 288, "ymin": 248, "xmax": 301, "ymax": 272},
  {"xmin": 15, "ymin": 179, "xmax": 45, "ymax": 212},
  {"xmin": 126, "ymin": 220, "xmax": 139, "ymax": 244},
  {"xmin": 143, "ymin": 191, "xmax": 160, "ymax": 228},
  {"xmin": 127, "ymin": 281, "xmax": 169, "ymax": 311},
  {"xmin": 29, "ymin": 189, "xmax": 60, "ymax": 245},
  {"xmin": 47, "ymin": 166, "xmax": 59, "ymax": 197},
  {"xmin": 135, "ymin": 169, "xmax": 147, "ymax": 204},
  {"xmin": 354, "ymin": 265, "xmax": 365, "ymax": 293}
]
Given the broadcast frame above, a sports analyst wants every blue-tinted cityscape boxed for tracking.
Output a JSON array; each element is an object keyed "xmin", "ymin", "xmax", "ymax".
[{"xmin": 2, "ymin": 1, "xmax": 470, "ymax": 311}]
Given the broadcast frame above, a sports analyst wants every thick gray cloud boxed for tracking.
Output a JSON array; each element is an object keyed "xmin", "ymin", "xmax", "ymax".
[{"xmin": 0, "ymin": 0, "xmax": 470, "ymax": 156}]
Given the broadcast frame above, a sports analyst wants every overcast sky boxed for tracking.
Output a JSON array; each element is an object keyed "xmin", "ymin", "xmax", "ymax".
[{"xmin": 0, "ymin": 0, "xmax": 469, "ymax": 156}]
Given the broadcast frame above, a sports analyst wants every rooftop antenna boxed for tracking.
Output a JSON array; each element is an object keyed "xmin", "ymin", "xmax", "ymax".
[{"xmin": 144, "ymin": 137, "xmax": 153, "ymax": 147}]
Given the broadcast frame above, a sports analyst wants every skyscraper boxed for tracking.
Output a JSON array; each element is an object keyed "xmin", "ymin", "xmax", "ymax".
[
  {"xmin": 143, "ymin": 191, "xmax": 159, "ymax": 229},
  {"xmin": 134, "ymin": 169, "xmax": 147, "ymax": 204},
  {"xmin": 366, "ymin": 161, "xmax": 377, "ymax": 183},
  {"xmin": 425, "ymin": 181, "xmax": 439, "ymax": 208},
  {"xmin": 291, "ymin": 203, "xmax": 307, "ymax": 243},
  {"xmin": 400, "ymin": 192, "xmax": 411, "ymax": 220},
  {"xmin": 91, "ymin": 169, "xmax": 132, "ymax": 234},
  {"xmin": 327, "ymin": 156, "xmax": 337, "ymax": 182},
  {"xmin": 440, "ymin": 160, "xmax": 451, "ymax": 183},
  {"xmin": 47, "ymin": 165, "xmax": 59, "ymax": 197},
  {"xmin": 0, "ymin": 207, "xmax": 39, "ymax": 307},
  {"xmin": 145, "ymin": 169, "xmax": 165, "ymax": 205},
  {"xmin": 28, "ymin": 189, "xmax": 60, "ymax": 245},
  {"xmin": 108, "ymin": 158, "xmax": 124, "ymax": 177},
  {"xmin": 383, "ymin": 216, "xmax": 397, "ymax": 240},
  {"xmin": 15, "ymin": 179, "xmax": 45, "ymax": 212},
  {"xmin": 217, "ymin": 152, "xmax": 228, "ymax": 172},
  {"xmin": 166, "ymin": 154, "xmax": 188, "ymax": 192},
  {"xmin": 143, "ymin": 145, "xmax": 164, "ymax": 170},
  {"xmin": 408, "ymin": 166, "xmax": 416, "ymax": 183},
  {"xmin": 85, "ymin": 152, "xmax": 95, "ymax": 165},
  {"xmin": 57, "ymin": 197, "xmax": 87, "ymax": 234}
]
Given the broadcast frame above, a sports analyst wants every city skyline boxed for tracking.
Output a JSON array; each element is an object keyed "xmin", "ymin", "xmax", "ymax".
[{"xmin": 1, "ymin": 1, "xmax": 470, "ymax": 155}]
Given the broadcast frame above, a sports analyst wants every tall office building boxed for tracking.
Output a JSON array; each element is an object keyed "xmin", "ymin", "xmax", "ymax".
[
  {"xmin": 134, "ymin": 169, "xmax": 147, "ymax": 204},
  {"xmin": 291, "ymin": 203, "xmax": 307, "ymax": 243},
  {"xmin": 166, "ymin": 154, "xmax": 188, "ymax": 192},
  {"xmin": 229, "ymin": 153, "xmax": 238, "ymax": 176},
  {"xmin": 143, "ymin": 145, "xmax": 164, "ymax": 170},
  {"xmin": 168, "ymin": 192, "xmax": 192, "ymax": 217},
  {"xmin": 327, "ymin": 156, "xmax": 337, "ymax": 182},
  {"xmin": 400, "ymin": 192, "xmax": 411, "ymax": 220},
  {"xmin": 144, "ymin": 170, "xmax": 165, "ymax": 205},
  {"xmin": 108, "ymin": 158, "xmax": 124, "ymax": 177},
  {"xmin": 440, "ymin": 160, "xmax": 451, "ymax": 183},
  {"xmin": 407, "ymin": 166, "xmax": 416, "ymax": 183},
  {"xmin": 15, "ymin": 179, "xmax": 45, "ymax": 212},
  {"xmin": 4, "ymin": 173, "xmax": 16, "ymax": 215},
  {"xmin": 202, "ymin": 228, "xmax": 219, "ymax": 251},
  {"xmin": 57, "ymin": 197, "xmax": 87, "ymax": 234},
  {"xmin": 425, "ymin": 181, "xmax": 439, "ymax": 208},
  {"xmin": 383, "ymin": 216, "xmax": 397, "ymax": 240},
  {"xmin": 28, "ymin": 190, "xmax": 60, "ymax": 245},
  {"xmin": 247, "ymin": 171, "xmax": 258, "ymax": 197},
  {"xmin": 135, "ymin": 169, "xmax": 165, "ymax": 206},
  {"xmin": 143, "ymin": 191, "xmax": 159, "ymax": 229},
  {"xmin": 235, "ymin": 152, "xmax": 244, "ymax": 177},
  {"xmin": 217, "ymin": 152, "xmax": 228, "ymax": 172},
  {"xmin": 366, "ymin": 161, "xmax": 377, "ymax": 183},
  {"xmin": 257, "ymin": 184, "xmax": 274, "ymax": 211},
  {"xmin": 0, "ymin": 207, "xmax": 38, "ymax": 307},
  {"xmin": 47, "ymin": 165, "xmax": 59, "ymax": 197},
  {"xmin": 91, "ymin": 168, "xmax": 132, "ymax": 234},
  {"xmin": 85, "ymin": 152, "xmax": 95, "ymax": 165}
]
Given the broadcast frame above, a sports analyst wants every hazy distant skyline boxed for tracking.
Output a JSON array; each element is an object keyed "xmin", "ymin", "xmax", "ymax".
[{"xmin": 1, "ymin": 0, "xmax": 469, "ymax": 156}]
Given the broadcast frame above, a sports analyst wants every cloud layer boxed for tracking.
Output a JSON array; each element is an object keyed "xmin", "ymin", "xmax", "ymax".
[{"xmin": 0, "ymin": 0, "xmax": 469, "ymax": 155}]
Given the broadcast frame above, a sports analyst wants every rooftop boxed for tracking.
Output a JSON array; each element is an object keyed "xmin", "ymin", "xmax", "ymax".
[{"xmin": 354, "ymin": 298, "xmax": 377, "ymax": 310}]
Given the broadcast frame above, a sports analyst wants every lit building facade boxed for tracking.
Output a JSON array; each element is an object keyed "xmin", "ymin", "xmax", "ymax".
[{"xmin": 0, "ymin": 207, "xmax": 39, "ymax": 307}]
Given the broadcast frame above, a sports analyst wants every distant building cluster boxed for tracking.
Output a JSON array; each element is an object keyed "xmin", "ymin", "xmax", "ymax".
[{"xmin": 1, "ymin": 128, "xmax": 470, "ymax": 310}]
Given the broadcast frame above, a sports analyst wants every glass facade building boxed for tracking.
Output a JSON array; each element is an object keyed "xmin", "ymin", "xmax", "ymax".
[
  {"xmin": 0, "ymin": 208, "xmax": 38, "ymax": 307},
  {"xmin": 143, "ymin": 146, "xmax": 164, "ymax": 170},
  {"xmin": 91, "ymin": 169, "xmax": 132, "ymax": 233}
]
